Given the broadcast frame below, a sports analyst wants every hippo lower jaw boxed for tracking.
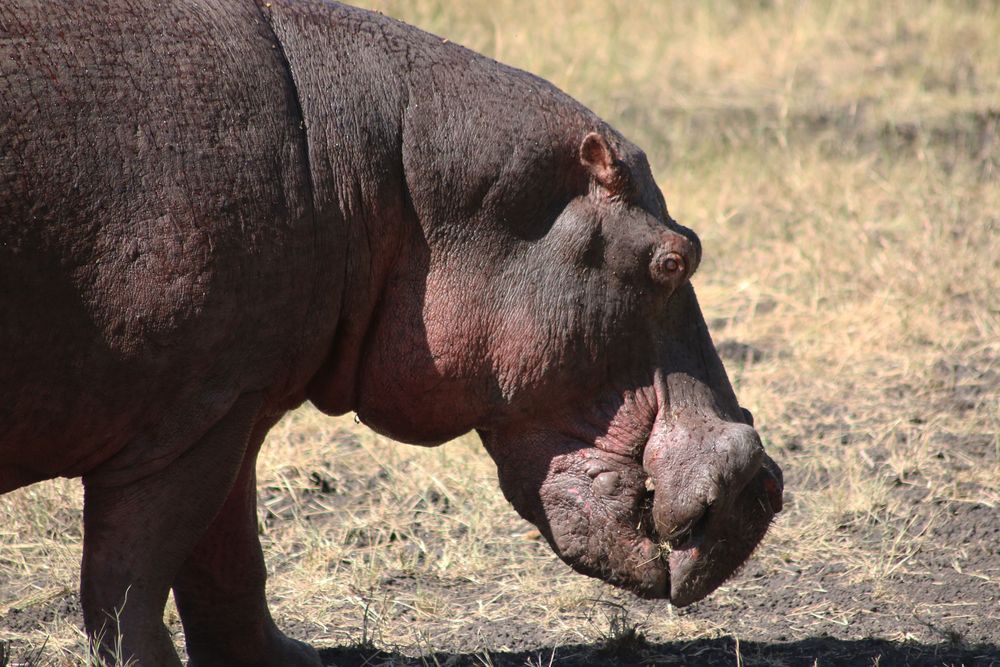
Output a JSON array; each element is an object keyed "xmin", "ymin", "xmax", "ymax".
[
  {"xmin": 482, "ymin": 423, "xmax": 782, "ymax": 605},
  {"xmin": 479, "ymin": 427, "xmax": 667, "ymax": 597}
]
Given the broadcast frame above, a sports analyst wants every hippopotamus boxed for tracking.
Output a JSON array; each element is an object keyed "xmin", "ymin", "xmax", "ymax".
[{"xmin": 0, "ymin": 1, "xmax": 783, "ymax": 664}]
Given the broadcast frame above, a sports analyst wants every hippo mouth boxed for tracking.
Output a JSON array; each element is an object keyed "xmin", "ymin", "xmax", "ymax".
[
  {"xmin": 480, "ymin": 412, "xmax": 783, "ymax": 607},
  {"xmin": 638, "ymin": 452, "xmax": 783, "ymax": 605}
]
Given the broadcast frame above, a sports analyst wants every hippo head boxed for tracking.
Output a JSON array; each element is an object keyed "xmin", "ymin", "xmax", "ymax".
[{"xmin": 314, "ymin": 125, "xmax": 783, "ymax": 606}]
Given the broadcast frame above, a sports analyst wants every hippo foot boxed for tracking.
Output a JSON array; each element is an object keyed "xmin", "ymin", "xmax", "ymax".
[{"xmin": 186, "ymin": 631, "xmax": 321, "ymax": 667}]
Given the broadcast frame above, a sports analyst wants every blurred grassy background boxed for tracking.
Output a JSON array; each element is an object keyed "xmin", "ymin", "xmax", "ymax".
[{"xmin": 1, "ymin": 1, "xmax": 997, "ymax": 664}]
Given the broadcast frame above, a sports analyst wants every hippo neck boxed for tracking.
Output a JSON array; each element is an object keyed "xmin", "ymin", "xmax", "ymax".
[
  {"xmin": 264, "ymin": 1, "xmax": 602, "ymax": 417},
  {"xmin": 261, "ymin": 1, "xmax": 413, "ymax": 414}
]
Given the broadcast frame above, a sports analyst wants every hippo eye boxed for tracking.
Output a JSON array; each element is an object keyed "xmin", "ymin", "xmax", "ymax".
[
  {"xmin": 649, "ymin": 228, "xmax": 699, "ymax": 289},
  {"xmin": 658, "ymin": 253, "xmax": 683, "ymax": 274},
  {"xmin": 650, "ymin": 247, "xmax": 686, "ymax": 285}
]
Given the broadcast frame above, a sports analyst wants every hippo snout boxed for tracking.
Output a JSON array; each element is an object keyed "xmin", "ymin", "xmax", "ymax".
[
  {"xmin": 640, "ymin": 416, "xmax": 782, "ymax": 606},
  {"xmin": 645, "ymin": 421, "xmax": 764, "ymax": 540}
]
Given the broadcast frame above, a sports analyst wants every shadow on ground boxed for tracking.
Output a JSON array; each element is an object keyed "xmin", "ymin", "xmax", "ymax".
[{"xmin": 319, "ymin": 637, "xmax": 1000, "ymax": 667}]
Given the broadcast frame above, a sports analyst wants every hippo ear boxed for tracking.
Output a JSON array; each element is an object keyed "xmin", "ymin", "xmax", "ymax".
[{"xmin": 580, "ymin": 132, "xmax": 630, "ymax": 198}]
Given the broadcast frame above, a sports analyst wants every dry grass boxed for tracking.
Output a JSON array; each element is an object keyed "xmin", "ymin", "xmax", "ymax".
[{"xmin": 2, "ymin": 1, "xmax": 998, "ymax": 665}]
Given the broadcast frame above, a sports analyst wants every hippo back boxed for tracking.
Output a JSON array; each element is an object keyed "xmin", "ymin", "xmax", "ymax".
[{"xmin": 0, "ymin": 0, "xmax": 329, "ymax": 490}]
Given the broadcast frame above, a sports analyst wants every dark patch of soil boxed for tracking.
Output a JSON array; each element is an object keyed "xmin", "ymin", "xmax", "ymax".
[
  {"xmin": 305, "ymin": 419, "xmax": 999, "ymax": 666},
  {"xmin": 930, "ymin": 353, "xmax": 1000, "ymax": 414},
  {"xmin": 716, "ymin": 340, "xmax": 769, "ymax": 365},
  {"xmin": 2, "ymin": 368, "xmax": 996, "ymax": 666},
  {"xmin": 318, "ymin": 637, "xmax": 1000, "ymax": 667},
  {"xmin": 663, "ymin": 500, "xmax": 998, "ymax": 649},
  {"xmin": 1, "ymin": 592, "xmax": 82, "ymax": 635}
]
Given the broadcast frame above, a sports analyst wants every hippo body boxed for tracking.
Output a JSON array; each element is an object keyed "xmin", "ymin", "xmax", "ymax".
[{"xmin": 0, "ymin": 2, "xmax": 782, "ymax": 665}]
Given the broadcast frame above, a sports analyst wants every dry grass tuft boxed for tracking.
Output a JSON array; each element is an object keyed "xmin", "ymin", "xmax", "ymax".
[{"xmin": 2, "ymin": 1, "xmax": 998, "ymax": 665}]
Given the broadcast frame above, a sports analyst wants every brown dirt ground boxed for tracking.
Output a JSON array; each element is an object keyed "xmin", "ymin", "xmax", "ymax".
[{"xmin": 3, "ymin": 417, "xmax": 996, "ymax": 665}]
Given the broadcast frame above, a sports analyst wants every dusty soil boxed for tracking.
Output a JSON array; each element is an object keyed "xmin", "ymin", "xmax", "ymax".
[
  {"xmin": 3, "ymin": 426, "xmax": 996, "ymax": 666},
  {"xmin": 288, "ymin": 411, "xmax": 997, "ymax": 667}
]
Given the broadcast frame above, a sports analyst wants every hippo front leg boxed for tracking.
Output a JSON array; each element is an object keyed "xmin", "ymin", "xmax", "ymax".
[
  {"xmin": 81, "ymin": 394, "xmax": 265, "ymax": 666},
  {"xmin": 172, "ymin": 421, "xmax": 320, "ymax": 667}
]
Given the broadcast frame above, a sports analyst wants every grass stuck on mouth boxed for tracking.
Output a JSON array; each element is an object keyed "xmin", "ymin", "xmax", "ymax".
[{"xmin": 1, "ymin": 1, "xmax": 998, "ymax": 665}]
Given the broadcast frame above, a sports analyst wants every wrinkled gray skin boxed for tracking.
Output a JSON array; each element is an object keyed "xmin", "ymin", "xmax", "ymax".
[{"xmin": 0, "ymin": 1, "xmax": 782, "ymax": 665}]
